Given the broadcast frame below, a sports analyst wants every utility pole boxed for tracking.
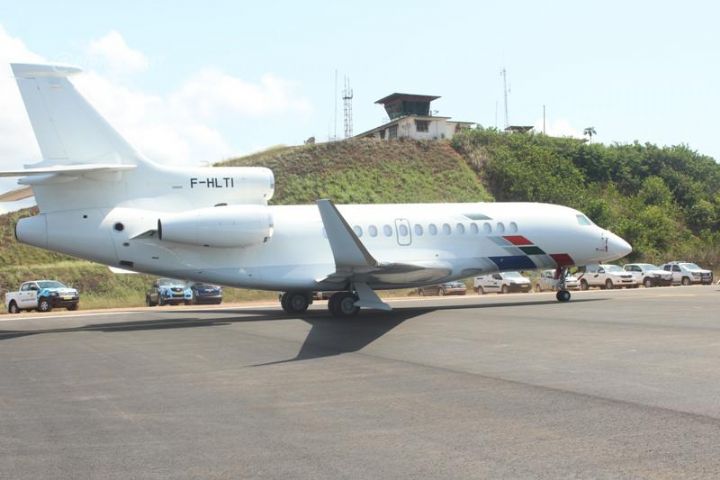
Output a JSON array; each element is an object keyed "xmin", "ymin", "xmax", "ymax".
[
  {"xmin": 333, "ymin": 69, "xmax": 338, "ymax": 141},
  {"xmin": 500, "ymin": 68, "xmax": 509, "ymax": 129},
  {"xmin": 342, "ymin": 76, "xmax": 353, "ymax": 139}
]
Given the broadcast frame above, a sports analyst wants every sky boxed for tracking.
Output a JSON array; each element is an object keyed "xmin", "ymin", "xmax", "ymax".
[{"xmin": 1, "ymin": 0, "xmax": 719, "ymax": 212}]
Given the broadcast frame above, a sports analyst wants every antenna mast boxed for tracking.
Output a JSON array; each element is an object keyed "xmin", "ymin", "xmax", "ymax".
[
  {"xmin": 342, "ymin": 76, "xmax": 353, "ymax": 139},
  {"xmin": 500, "ymin": 68, "xmax": 509, "ymax": 129}
]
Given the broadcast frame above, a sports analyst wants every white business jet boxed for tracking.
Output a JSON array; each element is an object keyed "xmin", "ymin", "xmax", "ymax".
[{"xmin": 0, "ymin": 63, "xmax": 632, "ymax": 317}]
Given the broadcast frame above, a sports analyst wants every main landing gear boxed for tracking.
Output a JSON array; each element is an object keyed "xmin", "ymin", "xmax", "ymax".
[
  {"xmin": 555, "ymin": 267, "xmax": 572, "ymax": 303},
  {"xmin": 278, "ymin": 290, "xmax": 361, "ymax": 317}
]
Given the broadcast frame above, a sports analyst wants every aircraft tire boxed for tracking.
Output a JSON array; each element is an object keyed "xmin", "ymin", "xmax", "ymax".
[
  {"xmin": 329, "ymin": 292, "xmax": 359, "ymax": 318},
  {"xmin": 281, "ymin": 291, "xmax": 310, "ymax": 314},
  {"xmin": 556, "ymin": 290, "xmax": 571, "ymax": 302}
]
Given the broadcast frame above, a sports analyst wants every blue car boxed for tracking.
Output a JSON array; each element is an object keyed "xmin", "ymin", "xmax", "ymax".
[
  {"xmin": 146, "ymin": 278, "xmax": 193, "ymax": 306},
  {"xmin": 189, "ymin": 282, "xmax": 223, "ymax": 305}
]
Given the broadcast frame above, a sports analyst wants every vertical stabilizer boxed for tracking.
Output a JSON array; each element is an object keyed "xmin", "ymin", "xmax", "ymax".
[{"xmin": 11, "ymin": 63, "xmax": 142, "ymax": 165}]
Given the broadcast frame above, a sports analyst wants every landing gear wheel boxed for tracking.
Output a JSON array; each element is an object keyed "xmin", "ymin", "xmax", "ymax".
[
  {"xmin": 643, "ymin": 277, "xmax": 653, "ymax": 288},
  {"xmin": 328, "ymin": 291, "xmax": 359, "ymax": 318},
  {"xmin": 280, "ymin": 292, "xmax": 310, "ymax": 314},
  {"xmin": 605, "ymin": 279, "xmax": 614, "ymax": 290},
  {"xmin": 556, "ymin": 290, "xmax": 571, "ymax": 302},
  {"xmin": 8, "ymin": 301, "xmax": 20, "ymax": 314}
]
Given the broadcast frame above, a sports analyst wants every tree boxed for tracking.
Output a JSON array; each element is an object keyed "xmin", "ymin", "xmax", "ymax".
[{"xmin": 583, "ymin": 126, "xmax": 597, "ymax": 141}]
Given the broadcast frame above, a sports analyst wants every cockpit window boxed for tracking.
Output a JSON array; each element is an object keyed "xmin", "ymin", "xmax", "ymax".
[{"xmin": 576, "ymin": 214, "xmax": 592, "ymax": 226}]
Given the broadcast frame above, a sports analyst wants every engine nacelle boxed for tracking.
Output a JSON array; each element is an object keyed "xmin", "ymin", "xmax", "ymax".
[{"xmin": 158, "ymin": 205, "xmax": 273, "ymax": 248}]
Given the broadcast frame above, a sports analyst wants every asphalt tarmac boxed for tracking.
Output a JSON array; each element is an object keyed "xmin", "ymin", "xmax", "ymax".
[{"xmin": 1, "ymin": 286, "xmax": 720, "ymax": 479}]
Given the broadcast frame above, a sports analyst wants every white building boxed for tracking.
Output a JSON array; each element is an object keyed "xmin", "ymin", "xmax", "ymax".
[{"xmin": 357, "ymin": 93, "xmax": 474, "ymax": 141}]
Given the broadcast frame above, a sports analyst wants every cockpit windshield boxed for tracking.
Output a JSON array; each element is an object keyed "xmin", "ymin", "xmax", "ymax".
[{"xmin": 576, "ymin": 214, "xmax": 593, "ymax": 226}]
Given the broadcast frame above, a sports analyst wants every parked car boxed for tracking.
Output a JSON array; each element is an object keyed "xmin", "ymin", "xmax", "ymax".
[
  {"xmin": 188, "ymin": 282, "xmax": 223, "ymax": 305},
  {"xmin": 146, "ymin": 278, "xmax": 193, "ymax": 306},
  {"xmin": 417, "ymin": 281, "xmax": 467, "ymax": 296},
  {"xmin": 5, "ymin": 280, "xmax": 79, "ymax": 313},
  {"xmin": 659, "ymin": 261, "xmax": 714, "ymax": 285},
  {"xmin": 474, "ymin": 272, "xmax": 531, "ymax": 294},
  {"xmin": 622, "ymin": 263, "xmax": 673, "ymax": 288},
  {"xmin": 578, "ymin": 264, "xmax": 638, "ymax": 290},
  {"xmin": 534, "ymin": 270, "xmax": 580, "ymax": 292}
]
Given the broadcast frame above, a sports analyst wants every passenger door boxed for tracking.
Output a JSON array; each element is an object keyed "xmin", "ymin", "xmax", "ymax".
[
  {"xmin": 19, "ymin": 283, "xmax": 38, "ymax": 308},
  {"xmin": 394, "ymin": 219, "xmax": 412, "ymax": 246}
]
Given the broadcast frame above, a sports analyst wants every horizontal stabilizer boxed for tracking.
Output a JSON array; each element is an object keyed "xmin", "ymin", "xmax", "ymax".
[
  {"xmin": 0, "ymin": 164, "xmax": 136, "ymax": 177},
  {"xmin": 0, "ymin": 186, "xmax": 34, "ymax": 202}
]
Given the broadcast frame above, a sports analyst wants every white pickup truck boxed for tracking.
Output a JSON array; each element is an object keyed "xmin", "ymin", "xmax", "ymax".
[
  {"xmin": 5, "ymin": 280, "xmax": 80, "ymax": 313},
  {"xmin": 578, "ymin": 264, "xmax": 638, "ymax": 290}
]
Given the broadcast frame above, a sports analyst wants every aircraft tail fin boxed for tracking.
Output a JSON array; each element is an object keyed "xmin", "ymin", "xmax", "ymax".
[{"xmin": 11, "ymin": 63, "xmax": 144, "ymax": 166}]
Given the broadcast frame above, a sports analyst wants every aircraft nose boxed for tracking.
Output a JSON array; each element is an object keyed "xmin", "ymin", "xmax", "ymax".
[{"xmin": 606, "ymin": 230, "xmax": 632, "ymax": 260}]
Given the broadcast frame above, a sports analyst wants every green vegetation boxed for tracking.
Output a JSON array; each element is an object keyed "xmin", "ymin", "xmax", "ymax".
[
  {"xmin": 1, "ymin": 131, "xmax": 718, "ymax": 313},
  {"xmin": 453, "ymin": 128, "xmax": 720, "ymax": 265},
  {"xmin": 221, "ymin": 138, "xmax": 492, "ymax": 204}
]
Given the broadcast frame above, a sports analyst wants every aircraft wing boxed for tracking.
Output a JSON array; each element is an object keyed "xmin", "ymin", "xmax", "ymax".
[
  {"xmin": 0, "ymin": 163, "xmax": 136, "ymax": 177},
  {"xmin": 317, "ymin": 199, "xmax": 452, "ymax": 310}
]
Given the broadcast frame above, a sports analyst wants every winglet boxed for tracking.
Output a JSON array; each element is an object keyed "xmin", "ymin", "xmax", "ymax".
[{"xmin": 317, "ymin": 199, "xmax": 378, "ymax": 269}]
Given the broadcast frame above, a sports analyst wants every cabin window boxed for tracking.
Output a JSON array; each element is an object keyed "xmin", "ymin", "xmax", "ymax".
[
  {"xmin": 429, "ymin": 224, "xmax": 438, "ymax": 235},
  {"xmin": 442, "ymin": 223, "xmax": 451, "ymax": 235},
  {"xmin": 368, "ymin": 225, "xmax": 378, "ymax": 237},
  {"xmin": 398, "ymin": 224, "xmax": 409, "ymax": 236},
  {"xmin": 383, "ymin": 225, "xmax": 393, "ymax": 237},
  {"xmin": 496, "ymin": 222, "xmax": 505, "ymax": 234},
  {"xmin": 456, "ymin": 223, "xmax": 465, "ymax": 234},
  {"xmin": 508, "ymin": 222, "xmax": 518, "ymax": 233},
  {"xmin": 414, "ymin": 224, "xmax": 424, "ymax": 236},
  {"xmin": 353, "ymin": 226, "xmax": 363, "ymax": 237},
  {"xmin": 470, "ymin": 223, "xmax": 479, "ymax": 234},
  {"xmin": 483, "ymin": 222, "xmax": 492, "ymax": 233}
]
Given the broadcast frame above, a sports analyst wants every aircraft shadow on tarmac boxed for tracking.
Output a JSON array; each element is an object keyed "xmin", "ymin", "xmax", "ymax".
[{"xmin": 0, "ymin": 298, "xmax": 605, "ymax": 364}]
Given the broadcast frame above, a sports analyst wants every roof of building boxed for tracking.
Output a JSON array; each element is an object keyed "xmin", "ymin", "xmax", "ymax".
[
  {"xmin": 375, "ymin": 93, "xmax": 441, "ymax": 105},
  {"xmin": 504, "ymin": 125, "xmax": 534, "ymax": 133}
]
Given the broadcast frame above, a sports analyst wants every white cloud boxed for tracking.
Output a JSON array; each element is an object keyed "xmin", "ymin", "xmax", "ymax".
[
  {"xmin": 172, "ymin": 68, "xmax": 312, "ymax": 118},
  {"xmin": 87, "ymin": 30, "xmax": 148, "ymax": 74}
]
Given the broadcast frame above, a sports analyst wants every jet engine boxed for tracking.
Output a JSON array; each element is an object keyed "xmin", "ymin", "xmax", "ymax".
[{"xmin": 157, "ymin": 205, "xmax": 273, "ymax": 248}]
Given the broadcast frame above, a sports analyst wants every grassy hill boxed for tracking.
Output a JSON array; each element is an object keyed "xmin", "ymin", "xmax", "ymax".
[
  {"xmin": 220, "ymin": 138, "xmax": 492, "ymax": 204},
  {"xmin": 0, "ymin": 139, "xmax": 490, "ymax": 311}
]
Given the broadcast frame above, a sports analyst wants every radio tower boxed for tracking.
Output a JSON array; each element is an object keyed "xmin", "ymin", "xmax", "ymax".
[
  {"xmin": 500, "ymin": 68, "xmax": 509, "ymax": 129},
  {"xmin": 342, "ymin": 76, "xmax": 353, "ymax": 139}
]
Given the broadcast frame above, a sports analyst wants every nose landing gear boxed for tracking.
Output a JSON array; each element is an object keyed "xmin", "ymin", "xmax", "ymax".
[{"xmin": 555, "ymin": 267, "xmax": 572, "ymax": 302}]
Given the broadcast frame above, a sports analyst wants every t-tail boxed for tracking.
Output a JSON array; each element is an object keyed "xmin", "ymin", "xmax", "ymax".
[{"xmin": 1, "ymin": 63, "xmax": 274, "ymax": 266}]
